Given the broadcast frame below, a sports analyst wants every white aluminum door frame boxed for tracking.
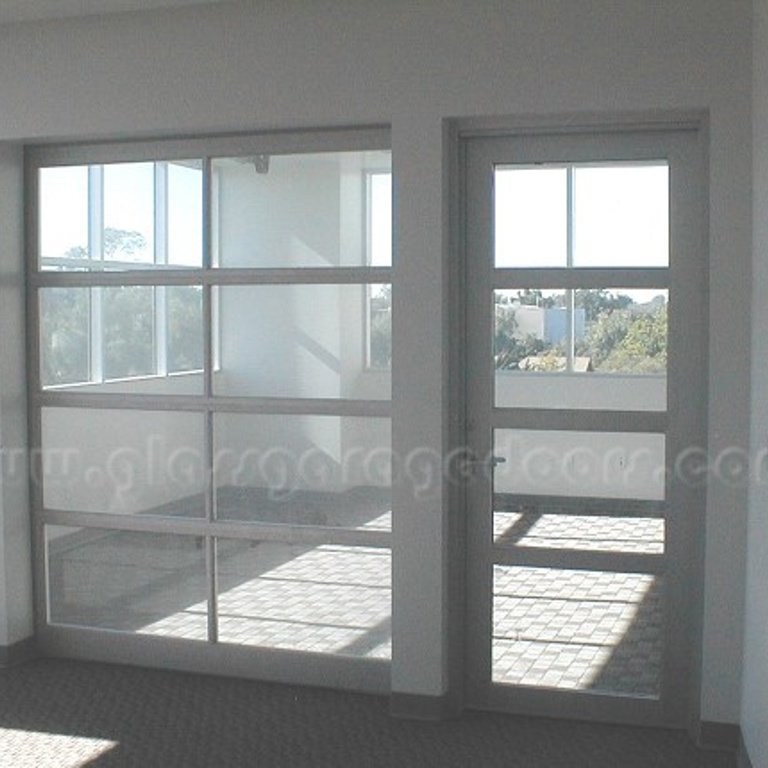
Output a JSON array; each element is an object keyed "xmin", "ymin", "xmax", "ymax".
[{"xmin": 461, "ymin": 124, "xmax": 708, "ymax": 727}]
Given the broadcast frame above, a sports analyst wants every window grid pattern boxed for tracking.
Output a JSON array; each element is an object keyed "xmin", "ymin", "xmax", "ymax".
[{"xmin": 30, "ymin": 134, "xmax": 393, "ymax": 664}]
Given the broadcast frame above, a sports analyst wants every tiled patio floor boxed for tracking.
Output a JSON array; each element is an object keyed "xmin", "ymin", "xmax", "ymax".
[{"xmin": 47, "ymin": 499, "xmax": 663, "ymax": 697}]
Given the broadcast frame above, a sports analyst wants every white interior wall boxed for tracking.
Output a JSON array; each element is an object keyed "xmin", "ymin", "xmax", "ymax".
[
  {"xmin": 0, "ymin": 143, "xmax": 31, "ymax": 648},
  {"xmin": 0, "ymin": 0, "xmax": 753, "ymax": 721},
  {"xmin": 743, "ymin": 0, "xmax": 768, "ymax": 764}
]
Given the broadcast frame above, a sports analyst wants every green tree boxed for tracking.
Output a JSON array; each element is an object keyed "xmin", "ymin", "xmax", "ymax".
[
  {"xmin": 43, "ymin": 229, "xmax": 204, "ymax": 385},
  {"xmin": 40, "ymin": 288, "xmax": 89, "ymax": 386},
  {"xmin": 575, "ymin": 289, "xmax": 632, "ymax": 321},
  {"xmin": 64, "ymin": 227, "xmax": 148, "ymax": 261},
  {"xmin": 494, "ymin": 298, "xmax": 548, "ymax": 370},
  {"xmin": 582, "ymin": 302, "xmax": 667, "ymax": 373}
]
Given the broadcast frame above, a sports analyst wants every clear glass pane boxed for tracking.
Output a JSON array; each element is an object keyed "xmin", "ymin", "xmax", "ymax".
[
  {"xmin": 214, "ymin": 413, "xmax": 391, "ymax": 530},
  {"xmin": 39, "ymin": 286, "xmax": 204, "ymax": 394},
  {"xmin": 494, "ymin": 167, "xmax": 567, "ymax": 268},
  {"xmin": 493, "ymin": 430, "xmax": 666, "ymax": 500},
  {"xmin": 494, "ymin": 289, "xmax": 667, "ymax": 410},
  {"xmin": 494, "ymin": 499, "xmax": 665, "ymax": 554},
  {"xmin": 47, "ymin": 525, "xmax": 208, "ymax": 639},
  {"xmin": 167, "ymin": 285, "xmax": 204, "ymax": 374},
  {"xmin": 39, "ymin": 166, "xmax": 89, "ymax": 267},
  {"xmin": 217, "ymin": 540, "xmax": 391, "ymax": 658},
  {"xmin": 493, "ymin": 566, "xmax": 662, "ymax": 696},
  {"xmin": 41, "ymin": 409, "xmax": 206, "ymax": 516},
  {"xmin": 369, "ymin": 172, "xmax": 392, "ymax": 267},
  {"xmin": 212, "ymin": 150, "xmax": 392, "ymax": 268},
  {"xmin": 40, "ymin": 288, "xmax": 90, "ymax": 387},
  {"xmin": 103, "ymin": 163, "xmax": 155, "ymax": 264},
  {"xmin": 367, "ymin": 284, "xmax": 392, "ymax": 369},
  {"xmin": 214, "ymin": 284, "xmax": 391, "ymax": 399},
  {"xmin": 167, "ymin": 160, "xmax": 204, "ymax": 267},
  {"xmin": 103, "ymin": 286, "xmax": 155, "ymax": 380},
  {"xmin": 573, "ymin": 164, "xmax": 669, "ymax": 267}
]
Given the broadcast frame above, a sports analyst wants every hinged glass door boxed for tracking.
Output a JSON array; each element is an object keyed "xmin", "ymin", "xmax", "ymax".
[{"xmin": 463, "ymin": 127, "xmax": 707, "ymax": 726}]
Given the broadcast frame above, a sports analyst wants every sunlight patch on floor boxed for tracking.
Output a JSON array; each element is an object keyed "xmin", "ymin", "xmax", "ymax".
[{"xmin": 0, "ymin": 727, "xmax": 118, "ymax": 767}]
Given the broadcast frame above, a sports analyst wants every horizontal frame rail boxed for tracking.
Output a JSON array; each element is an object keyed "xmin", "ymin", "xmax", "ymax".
[
  {"xmin": 39, "ymin": 508, "xmax": 393, "ymax": 549},
  {"xmin": 34, "ymin": 392, "xmax": 392, "ymax": 417},
  {"xmin": 492, "ymin": 267, "xmax": 669, "ymax": 290},
  {"xmin": 492, "ymin": 546, "xmax": 664, "ymax": 574},
  {"xmin": 31, "ymin": 266, "xmax": 393, "ymax": 288},
  {"xmin": 27, "ymin": 125, "xmax": 392, "ymax": 168},
  {"xmin": 492, "ymin": 408, "xmax": 667, "ymax": 433}
]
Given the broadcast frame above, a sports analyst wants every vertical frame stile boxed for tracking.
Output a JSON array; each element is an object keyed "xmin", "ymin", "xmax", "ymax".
[
  {"xmin": 201, "ymin": 155, "xmax": 218, "ymax": 643},
  {"xmin": 25, "ymin": 155, "xmax": 48, "ymax": 630}
]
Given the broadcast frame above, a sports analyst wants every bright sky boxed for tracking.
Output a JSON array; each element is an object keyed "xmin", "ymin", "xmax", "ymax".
[
  {"xmin": 39, "ymin": 162, "xmax": 203, "ymax": 266},
  {"xmin": 41, "ymin": 160, "xmax": 663, "ymax": 280},
  {"xmin": 495, "ymin": 164, "xmax": 669, "ymax": 269}
]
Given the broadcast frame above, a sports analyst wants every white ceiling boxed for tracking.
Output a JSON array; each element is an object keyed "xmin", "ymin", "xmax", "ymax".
[{"xmin": 0, "ymin": 0, "xmax": 232, "ymax": 24}]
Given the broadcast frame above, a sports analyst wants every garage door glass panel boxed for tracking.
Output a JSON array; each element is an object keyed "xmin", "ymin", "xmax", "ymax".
[
  {"xmin": 216, "ymin": 539, "xmax": 391, "ymax": 658},
  {"xmin": 41, "ymin": 408, "xmax": 206, "ymax": 517},
  {"xmin": 214, "ymin": 285, "xmax": 391, "ymax": 400},
  {"xmin": 46, "ymin": 525, "xmax": 208, "ymax": 640},
  {"xmin": 212, "ymin": 151, "xmax": 392, "ymax": 269},
  {"xmin": 213, "ymin": 413, "xmax": 392, "ymax": 531}
]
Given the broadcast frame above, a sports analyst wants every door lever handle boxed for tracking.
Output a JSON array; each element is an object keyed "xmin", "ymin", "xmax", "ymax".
[{"xmin": 462, "ymin": 454, "xmax": 506, "ymax": 472}]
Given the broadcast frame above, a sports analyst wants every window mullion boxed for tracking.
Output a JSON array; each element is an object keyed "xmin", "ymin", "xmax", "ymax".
[
  {"xmin": 566, "ymin": 166, "xmax": 575, "ymax": 372},
  {"xmin": 88, "ymin": 166, "xmax": 104, "ymax": 383},
  {"xmin": 155, "ymin": 163, "xmax": 169, "ymax": 377}
]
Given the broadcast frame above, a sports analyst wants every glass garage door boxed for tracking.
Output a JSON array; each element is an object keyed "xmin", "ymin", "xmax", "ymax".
[{"xmin": 30, "ymin": 130, "xmax": 394, "ymax": 690}]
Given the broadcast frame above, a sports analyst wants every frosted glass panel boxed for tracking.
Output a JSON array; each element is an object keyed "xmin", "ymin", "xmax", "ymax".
[
  {"xmin": 47, "ymin": 526, "xmax": 208, "ymax": 639},
  {"xmin": 213, "ymin": 151, "xmax": 392, "ymax": 268},
  {"xmin": 214, "ymin": 284, "xmax": 391, "ymax": 399},
  {"xmin": 214, "ymin": 413, "xmax": 391, "ymax": 530},
  {"xmin": 41, "ymin": 409, "xmax": 206, "ymax": 517},
  {"xmin": 217, "ymin": 540, "xmax": 391, "ymax": 658},
  {"xmin": 493, "ymin": 430, "xmax": 665, "ymax": 500}
]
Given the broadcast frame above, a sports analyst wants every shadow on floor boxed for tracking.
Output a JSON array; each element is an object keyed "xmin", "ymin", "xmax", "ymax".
[{"xmin": 0, "ymin": 659, "xmax": 737, "ymax": 768}]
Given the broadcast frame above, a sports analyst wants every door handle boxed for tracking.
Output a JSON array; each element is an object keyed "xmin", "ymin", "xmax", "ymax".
[{"xmin": 462, "ymin": 454, "xmax": 506, "ymax": 474}]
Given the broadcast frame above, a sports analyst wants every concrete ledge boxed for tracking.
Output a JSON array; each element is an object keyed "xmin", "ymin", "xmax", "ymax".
[
  {"xmin": 390, "ymin": 693, "xmax": 457, "ymax": 721},
  {"xmin": 0, "ymin": 637, "xmax": 37, "ymax": 668},
  {"xmin": 696, "ymin": 720, "xmax": 741, "ymax": 752}
]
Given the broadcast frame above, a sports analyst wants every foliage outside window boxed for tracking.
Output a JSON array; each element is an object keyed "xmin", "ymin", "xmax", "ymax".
[
  {"xmin": 494, "ymin": 288, "xmax": 667, "ymax": 374},
  {"xmin": 39, "ymin": 162, "xmax": 204, "ymax": 388}
]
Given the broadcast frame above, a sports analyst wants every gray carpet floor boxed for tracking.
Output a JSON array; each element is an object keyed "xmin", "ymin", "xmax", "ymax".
[{"xmin": 0, "ymin": 659, "xmax": 737, "ymax": 768}]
